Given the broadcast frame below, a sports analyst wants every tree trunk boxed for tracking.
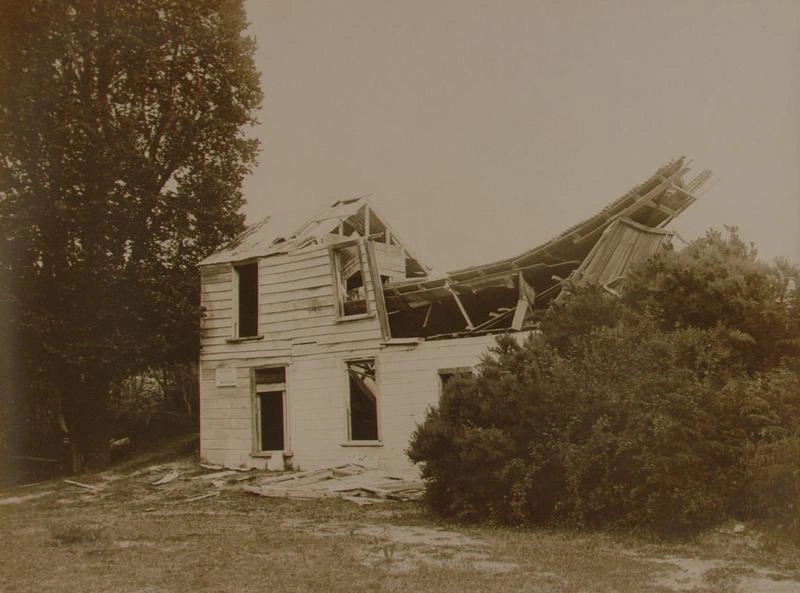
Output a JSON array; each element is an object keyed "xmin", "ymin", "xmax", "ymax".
[
  {"xmin": 68, "ymin": 437, "xmax": 85, "ymax": 474},
  {"xmin": 60, "ymin": 381, "xmax": 112, "ymax": 474}
]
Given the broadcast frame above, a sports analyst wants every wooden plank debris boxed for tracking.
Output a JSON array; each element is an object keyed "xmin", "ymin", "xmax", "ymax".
[
  {"xmin": 341, "ymin": 495, "xmax": 388, "ymax": 506},
  {"xmin": 189, "ymin": 470, "xmax": 238, "ymax": 481},
  {"xmin": 178, "ymin": 491, "xmax": 220, "ymax": 504},
  {"xmin": 244, "ymin": 464, "xmax": 423, "ymax": 504},
  {"xmin": 64, "ymin": 479, "xmax": 101, "ymax": 491},
  {"xmin": 152, "ymin": 470, "xmax": 180, "ymax": 486},
  {"xmin": 244, "ymin": 486, "xmax": 339, "ymax": 499},
  {"xmin": 199, "ymin": 463, "xmax": 225, "ymax": 471}
]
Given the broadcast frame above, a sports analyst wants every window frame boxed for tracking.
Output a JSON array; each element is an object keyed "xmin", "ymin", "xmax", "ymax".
[
  {"xmin": 330, "ymin": 239, "xmax": 373, "ymax": 321},
  {"xmin": 231, "ymin": 259, "xmax": 262, "ymax": 340},
  {"xmin": 342, "ymin": 357, "xmax": 381, "ymax": 445}
]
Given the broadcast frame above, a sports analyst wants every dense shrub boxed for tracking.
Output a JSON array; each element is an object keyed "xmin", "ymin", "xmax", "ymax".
[
  {"xmin": 408, "ymin": 230, "xmax": 800, "ymax": 536},
  {"xmin": 733, "ymin": 364, "xmax": 800, "ymax": 525},
  {"xmin": 538, "ymin": 284, "xmax": 625, "ymax": 354},
  {"xmin": 623, "ymin": 228, "xmax": 800, "ymax": 369}
]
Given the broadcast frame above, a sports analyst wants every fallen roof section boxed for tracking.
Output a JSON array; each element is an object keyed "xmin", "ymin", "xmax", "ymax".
[
  {"xmin": 570, "ymin": 217, "xmax": 675, "ymax": 294},
  {"xmin": 383, "ymin": 157, "xmax": 711, "ymax": 338}
]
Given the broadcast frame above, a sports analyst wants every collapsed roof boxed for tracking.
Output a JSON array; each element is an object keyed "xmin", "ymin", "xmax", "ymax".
[{"xmin": 384, "ymin": 157, "xmax": 711, "ymax": 338}]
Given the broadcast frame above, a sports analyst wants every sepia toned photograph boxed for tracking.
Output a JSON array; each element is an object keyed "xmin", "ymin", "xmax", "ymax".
[{"xmin": 1, "ymin": 1, "xmax": 798, "ymax": 591}]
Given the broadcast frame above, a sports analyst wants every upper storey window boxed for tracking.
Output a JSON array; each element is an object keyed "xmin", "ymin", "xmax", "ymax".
[
  {"xmin": 234, "ymin": 262, "xmax": 259, "ymax": 337},
  {"xmin": 332, "ymin": 243, "xmax": 369, "ymax": 318}
]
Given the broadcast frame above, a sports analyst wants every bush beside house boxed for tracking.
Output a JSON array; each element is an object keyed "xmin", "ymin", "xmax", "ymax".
[{"xmin": 408, "ymin": 229, "xmax": 800, "ymax": 537}]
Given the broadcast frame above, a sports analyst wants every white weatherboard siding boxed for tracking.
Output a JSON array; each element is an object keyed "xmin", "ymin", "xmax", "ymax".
[
  {"xmin": 199, "ymin": 237, "xmax": 509, "ymax": 470},
  {"xmin": 199, "ymin": 243, "xmax": 384, "ymax": 362},
  {"xmin": 373, "ymin": 334, "xmax": 506, "ymax": 471},
  {"xmin": 280, "ymin": 334, "xmax": 506, "ymax": 471},
  {"xmin": 200, "ymin": 238, "xmax": 387, "ymax": 469},
  {"xmin": 200, "ymin": 358, "xmax": 266, "ymax": 468},
  {"xmin": 200, "ymin": 335, "xmax": 505, "ymax": 471}
]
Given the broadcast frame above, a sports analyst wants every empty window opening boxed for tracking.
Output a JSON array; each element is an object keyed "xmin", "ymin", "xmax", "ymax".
[
  {"xmin": 333, "ymin": 244, "xmax": 368, "ymax": 317},
  {"xmin": 347, "ymin": 360, "xmax": 378, "ymax": 441},
  {"xmin": 438, "ymin": 367, "xmax": 473, "ymax": 394},
  {"xmin": 255, "ymin": 367, "xmax": 286, "ymax": 451},
  {"xmin": 235, "ymin": 262, "xmax": 259, "ymax": 337}
]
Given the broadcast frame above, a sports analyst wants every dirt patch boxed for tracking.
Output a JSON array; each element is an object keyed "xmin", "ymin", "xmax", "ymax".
[
  {"xmin": 282, "ymin": 518, "xmax": 519, "ymax": 574},
  {"xmin": 647, "ymin": 555, "xmax": 727, "ymax": 591},
  {"xmin": 738, "ymin": 575, "xmax": 800, "ymax": 593},
  {"xmin": 641, "ymin": 553, "xmax": 800, "ymax": 592}
]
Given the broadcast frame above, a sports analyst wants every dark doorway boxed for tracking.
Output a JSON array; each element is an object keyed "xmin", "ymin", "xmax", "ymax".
[{"xmin": 259, "ymin": 391, "xmax": 284, "ymax": 451}]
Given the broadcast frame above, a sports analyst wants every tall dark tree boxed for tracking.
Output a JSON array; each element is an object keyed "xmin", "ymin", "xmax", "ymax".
[{"xmin": 0, "ymin": 0, "xmax": 262, "ymax": 469}]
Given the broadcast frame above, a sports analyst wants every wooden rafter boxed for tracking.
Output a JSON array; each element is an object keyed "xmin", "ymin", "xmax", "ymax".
[{"xmin": 445, "ymin": 283, "xmax": 474, "ymax": 330}]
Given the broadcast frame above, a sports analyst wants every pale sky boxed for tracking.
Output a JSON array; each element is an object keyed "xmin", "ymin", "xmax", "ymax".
[{"xmin": 242, "ymin": 0, "xmax": 799, "ymax": 272}]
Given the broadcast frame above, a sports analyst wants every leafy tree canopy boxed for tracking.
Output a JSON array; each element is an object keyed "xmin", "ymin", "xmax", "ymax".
[{"xmin": 0, "ymin": 0, "xmax": 262, "ymax": 468}]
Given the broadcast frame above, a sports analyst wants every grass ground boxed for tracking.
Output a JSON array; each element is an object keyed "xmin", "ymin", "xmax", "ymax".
[{"xmin": 1, "ymin": 435, "xmax": 798, "ymax": 593}]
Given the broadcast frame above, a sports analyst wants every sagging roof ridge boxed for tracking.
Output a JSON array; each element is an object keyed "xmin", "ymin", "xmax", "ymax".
[
  {"xmin": 199, "ymin": 195, "xmax": 429, "ymax": 272},
  {"xmin": 386, "ymin": 156, "xmax": 692, "ymax": 289},
  {"xmin": 449, "ymin": 157, "xmax": 686, "ymax": 276},
  {"xmin": 383, "ymin": 156, "xmax": 703, "ymax": 296}
]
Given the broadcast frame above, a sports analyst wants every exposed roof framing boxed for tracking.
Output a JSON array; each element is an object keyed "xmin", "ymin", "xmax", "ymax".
[
  {"xmin": 383, "ymin": 157, "xmax": 712, "ymax": 338},
  {"xmin": 199, "ymin": 196, "xmax": 429, "ymax": 276}
]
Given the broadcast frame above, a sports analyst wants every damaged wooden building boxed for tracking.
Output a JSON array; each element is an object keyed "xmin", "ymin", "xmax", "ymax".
[{"xmin": 198, "ymin": 158, "xmax": 711, "ymax": 471}]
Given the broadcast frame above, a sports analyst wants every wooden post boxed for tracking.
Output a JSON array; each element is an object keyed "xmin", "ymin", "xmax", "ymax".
[{"xmin": 366, "ymin": 241, "xmax": 391, "ymax": 340}]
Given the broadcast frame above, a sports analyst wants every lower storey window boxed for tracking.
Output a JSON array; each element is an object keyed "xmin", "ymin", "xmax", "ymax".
[
  {"xmin": 347, "ymin": 359, "xmax": 378, "ymax": 441},
  {"xmin": 438, "ymin": 367, "xmax": 473, "ymax": 394}
]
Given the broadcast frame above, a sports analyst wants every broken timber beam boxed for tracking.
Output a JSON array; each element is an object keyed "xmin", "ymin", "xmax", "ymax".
[
  {"xmin": 422, "ymin": 303, "xmax": 433, "ymax": 328},
  {"xmin": 366, "ymin": 241, "xmax": 391, "ymax": 340},
  {"xmin": 445, "ymin": 283, "xmax": 474, "ymax": 330},
  {"xmin": 511, "ymin": 273, "xmax": 531, "ymax": 331}
]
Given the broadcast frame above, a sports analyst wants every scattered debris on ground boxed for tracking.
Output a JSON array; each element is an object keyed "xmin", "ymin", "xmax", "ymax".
[
  {"xmin": 151, "ymin": 470, "xmax": 180, "ymax": 486},
  {"xmin": 63, "ymin": 479, "xmax": 103, "ymax": 491},
  {"xmin": 243, "ymin": 464, "xmax": 424, "ymax": 504},
  {"xmin": 2, "ymin": 458, "xmax": 421, "ymax": 510}
]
